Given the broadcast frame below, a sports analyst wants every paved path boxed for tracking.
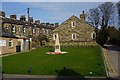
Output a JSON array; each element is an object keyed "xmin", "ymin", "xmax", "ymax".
[
  {"xmin": 103, "ymin": 44, "xmax": 120, "ymax": 78},
  {"xmin": 2, "ymin": 74, "xmax": 107, "ymax": 80}
]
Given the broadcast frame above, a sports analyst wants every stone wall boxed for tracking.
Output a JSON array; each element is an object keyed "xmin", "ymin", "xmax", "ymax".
[
  {"xmin": 50, "ymin": 15, "xmax": 96, "ymax": 44},
  {"xmin": 1, "ymin": 37, "xmax": 18, "ymax": 55}
]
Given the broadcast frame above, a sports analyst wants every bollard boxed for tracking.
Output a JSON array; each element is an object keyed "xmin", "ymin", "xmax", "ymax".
[
  {"xmin": 63, "ymin": 66, "xmax": 66, "ymax": 75},
  {"xmin": 101, "ymin": 66, "xmax": 104, "ymax": 76},
  {"xmin": 29, "ymin": 65, "xmax": 32, "ymax": 74}
]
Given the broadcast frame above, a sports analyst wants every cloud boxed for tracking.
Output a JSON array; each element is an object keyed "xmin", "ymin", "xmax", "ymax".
[
  {"xmin": 48, "ymin": 12, "xmax": 74, "ymax": 21},
  {"xmin": 2, "ymin": 0, "xmax": 119, "ymax": 2},
  {"xmin": 21, "ymin": 3, "xmax": 63, "ymax": 11}
]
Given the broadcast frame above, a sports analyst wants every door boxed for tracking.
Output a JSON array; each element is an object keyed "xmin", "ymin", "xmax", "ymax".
[
  {"xmin": 16, "ymin": 45, "xmax": 21, "ymax": 52},
  {"xmin": 23, "ymin": 39, "xmax": 26, "ymax": 51}
]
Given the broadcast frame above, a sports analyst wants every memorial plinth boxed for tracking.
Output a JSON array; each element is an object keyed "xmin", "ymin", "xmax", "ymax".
[{"xmin": 46, "ymin": 33, "xmax": 68, "ymax": 55}]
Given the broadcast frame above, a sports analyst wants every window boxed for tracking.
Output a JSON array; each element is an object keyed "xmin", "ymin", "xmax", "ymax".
[
  {"xmin": 72, "ymin": 34, "xmax": 76, "ymax": 40},
  {"xmin": 92, "ymin": 33, "xmax": 96, "ymax": 39},
  {"xmin": 40, "ymin": 30, "xmax": 42, "ymax": 33},
  {"xmin": 33, "ymin": 29, "xmax": 35, "ymax": 33},
  {"xmin": 38, "ymin": 29, "xmax": 39, "ymax": 33},
  {"xmin": 46, "ymin": 29, "xmax": 48, "ymax": 34},
  {"xmin": 19, "ymin": 28, "xmax": 21, "ymax": 31},
  {"xmin": 72, "ymin": 21, "xmax": 75, "ymax": 27},
  {"xmin": 54, "ymin": 34, "xmax": 57, "ymax": 40},
  {"xmin": 23, "ymin": 27, "xmax": 26, "ymax": 33},
  {"xmin": 6, "ymin": 25, "xmax": 8, "ymax": 29},
  {"xmin": 9, "ymin": 39, "xmax": 12, "ymax": 48},
  {"xmin": 12, "ymin": 26, "xmax": 15, "ymax": 33}
]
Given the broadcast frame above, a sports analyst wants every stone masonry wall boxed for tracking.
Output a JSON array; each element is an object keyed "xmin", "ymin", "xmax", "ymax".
[{"xmin": 50, "ymin": 15, "xmax": 96, "ymax": 44}]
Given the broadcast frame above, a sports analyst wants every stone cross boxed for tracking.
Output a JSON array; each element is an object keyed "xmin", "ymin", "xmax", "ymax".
[{"xmin": 55, "ymin": 33, "xmax": 61, "ymax": 52}]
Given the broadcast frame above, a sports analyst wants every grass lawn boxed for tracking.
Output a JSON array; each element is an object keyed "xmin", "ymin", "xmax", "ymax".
[{"xmin": 2, "ymin": 47, "xmax": 106, "ymax": 76}]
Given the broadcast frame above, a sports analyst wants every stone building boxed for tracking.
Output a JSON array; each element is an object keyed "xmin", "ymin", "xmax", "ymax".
[
  {"xmin": 0, "ymin": 30, "xmax": 18, "ymax": 55},
  {"xmin": 51, "ymin": 11, "xmax": 96, "ymax": 45},
  {"xmin": 0, "ymin": 11, "xmax": 57, "ymax": 54}
]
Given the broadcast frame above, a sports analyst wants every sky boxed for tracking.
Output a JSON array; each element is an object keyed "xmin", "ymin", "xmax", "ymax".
[{"xmin": 1, "ymin": 2, "xmax": 113, "ymax": 25}]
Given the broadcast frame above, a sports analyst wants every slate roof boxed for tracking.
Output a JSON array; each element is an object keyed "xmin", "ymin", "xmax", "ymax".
[
  {"xmin": 0, "ymin": 30, "xmax": 18, "ymax": 38},
  {"xmin": 0, "ymin": 17, "xmax": 55, "ymax": 29}
]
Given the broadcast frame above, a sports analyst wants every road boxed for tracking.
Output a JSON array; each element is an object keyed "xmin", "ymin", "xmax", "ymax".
[{"xmin": 104, "ymin": 44, "xmax": 120, "ymax": 78}]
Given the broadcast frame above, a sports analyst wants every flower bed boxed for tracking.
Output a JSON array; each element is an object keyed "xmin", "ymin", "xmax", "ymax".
[
  {"xmin": 47, "ymin": 52, "xmax": 62, "ymax": 54},
  {"xmin": 46, "ymin": 51, "xmax": 68, "ymax": 54}
]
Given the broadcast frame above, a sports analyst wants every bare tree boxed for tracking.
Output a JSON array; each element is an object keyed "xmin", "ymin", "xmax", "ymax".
[
  {"xmin": 99, "ymin": 2, "xmax": 114, "ymax": 28},
  {"xmin": 117, "ymin": 1, "xmax": 120, "ymax": 28},
  {"xmin": 87, "ymin": 8, "xmax": 100, "ymax": 29}
]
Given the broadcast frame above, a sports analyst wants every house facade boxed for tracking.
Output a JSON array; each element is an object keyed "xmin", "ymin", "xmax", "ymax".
[
  {"xmin": 0, "ymin": 11, "xmax": 58, "ymax": 54},
  {"xmin": 0, "ymin": 30, "xmax": 18, "ymax": 55},
  {"xmin": 50, "ymin": 11, "xmax": 96, "ymax": 45}
]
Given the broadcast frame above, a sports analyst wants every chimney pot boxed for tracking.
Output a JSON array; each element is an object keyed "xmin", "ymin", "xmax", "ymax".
[
  {"xmin": 41, "ymin": 23, "xmax": 45, "ymax": 26},
  {"xmin": 50, "ymin": 23, "xmax": 54, "ymax": 27},
  {"xmin": 46, "ymin": 22, "xmax": 50, "ymax": 26},
  {"xmin": 20, "ymin": 15, "xmax": 26, "ymax": 21},
  {"xmin": 55, "ymin": 23, "xmax": 59, "ymax": 27},
  {"xmin": 10, "ymin": 15, "xmax": 17, "ymax": 19},
  {"xmin": 80, "ymin": 11, "xmax": 85, "ymax": 22},
  {"xmin": 35, "ymin": 20, "xmax": 40, "ymax": 24},
  {"xmin": 83, "ymin": 10, "xmax": 85, "ymax": 14},
  {"xmin": 0, "ymin": 11, "xmax": 5, "ymax": 17},
  {"xmin": 29, "ymin": 17, "xmax": 33, "ymax": 23}
]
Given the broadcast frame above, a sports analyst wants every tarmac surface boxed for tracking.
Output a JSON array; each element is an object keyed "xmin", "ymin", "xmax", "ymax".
[{"xmin": 103, "ymin": 44, "xmax": 120, "ymax": 78}]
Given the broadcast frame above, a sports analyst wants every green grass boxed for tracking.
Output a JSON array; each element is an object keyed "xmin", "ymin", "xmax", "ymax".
[{"xmin": 2, "ymin": 47, "xmax": 106, "ymax": 76}]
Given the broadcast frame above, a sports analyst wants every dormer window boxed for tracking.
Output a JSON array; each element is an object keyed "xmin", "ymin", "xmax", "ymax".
[
  {"xmin": 40, "ymin": 30, "xmax": 42, "ymax": 33},
  {"xmin": 12, "ymin": 26, "xmax": 15, "ymax": 33},
  {"xmin": 19, "ymin": 28, "xmax": 21, "ymax": 31},
  {"xmin": 46, "ymin": 29, "xmax": 48, "ymax": 34},
  {"xmin": 38, "ymin": 29, "xmax": 39, "ymax": 33},
  {"xmin": 72, "ymin": 21, "xmax": 75, "ymax": 27},
  {"xmin": 23, "ymin": 27, "xmax": 26, "ymax": 33},
  {"xmin": 33, "ymin": 29, "xmax": 35, "ymax": 33},
  {"xmin": 6, "ymin": 25, "xmax": 8, "ymax": 29}
]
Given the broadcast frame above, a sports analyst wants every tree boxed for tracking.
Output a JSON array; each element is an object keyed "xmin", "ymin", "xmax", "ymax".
[
  {"xmin": 99, "ymin": 2, "xmax": 114, "ymax": 28},
  {"xmin": 107, "ymin": 26, "xmax": 120, "ymax": 46},
  {"xmin": 38, "ymin": 35, "xmax": 49, "ymax": 46},
  {"xmin": 32, "ymin": 34, "xmax": 49, "ymax": 46},
  {"xmin": 96, "ymin": 16, "xmax": 108, "ymax": 46},
  {"xmin": 117, "ymin": 1, "xmax": 120, "ymax": 28},
  {"xmin": 87, "ymin": 8, "xmax": 100, "ymax": 40},
  {"xmin": 87, "ymin": 8, "xmax": 100, "ymax": 29},
  {"xmin": 87, "ymin": 2, "xmax": 115, "ymax": 46}
]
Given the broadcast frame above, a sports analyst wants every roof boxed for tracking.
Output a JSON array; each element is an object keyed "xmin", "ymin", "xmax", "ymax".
[
  {"xmin": 0, "ymin": 30, "xmax": 18, "ymax": 38},
  {"xmin": 53, "ymin": 15, "xmax": 95, "ymax": 31},
  {"xmin": 0, "ymin": 17, "xmax": 55, "ymax": 29}
]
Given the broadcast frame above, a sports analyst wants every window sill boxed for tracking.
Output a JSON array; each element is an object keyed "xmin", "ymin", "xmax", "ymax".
[
  {"xmin": 72, "ymin": 39, "xmax": 76, "ymax": 40},
  {"xmin": 9, "ymin": 47, "xmax": 13, "ymax": 49},
  {"xmin": 72, "ymin": 26, "xmax": 75, "ymax": 27}
]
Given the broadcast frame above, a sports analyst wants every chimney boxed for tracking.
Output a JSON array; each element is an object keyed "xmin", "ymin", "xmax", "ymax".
[
  {"xmin": 20, "ymin": 15, "xmax": 26, "ymax": 21},
  {"xmin": 55, "ymin": 23, "xmax": 59, "ymax": 27},
  {"xmin": 35, "ymin": 20, "xmax": 40, "ymax": 24},
  {"xmin": 80, "ymin": 10, "xmax": 85, "ymax": 22},
  {"xmin": 0, "ymin": 11, "xmax": 5, "ymax": 17},
  {"xmin": 41, "ymin": 23, "xmax": 45, "ymax": 26},
  {"xmin": 50, "ymin": 23, "xmax": 54, "ymax": 27},
  {"xmin": 29, "ymin": 17, "xmax": 33, "ymax": 23},
  {"xmin": 10, "ymin": 15, "xmax": 17, "ymax": 19},
  {"xmin": 46, "ymin": 22, "xmax": 50, "ymax": 26}
]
